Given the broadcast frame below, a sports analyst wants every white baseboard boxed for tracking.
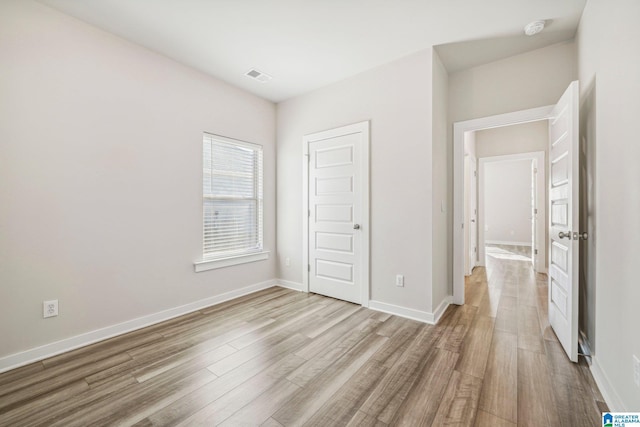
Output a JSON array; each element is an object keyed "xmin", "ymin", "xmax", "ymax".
[
  {"xmin": 0, "ymin": 278, "xmax": 454, "ymax": 374},
  {"xmin": 485, "ymin": 240, "xmax": 532, "ymax": 246},
  {"xmin": 276, "ymin": 280, "xmax": 305, "ymax": 292},
  {"xmin": 0, "ymin": 279, "xmax": 277, "ymax": 374},
  {"xmin": 368, "ymin": 298, "xmax": 451, "ymax": 325},
  {"xmin": 590, "ymin": 355, "xmax": 626, "ymax": 411},
  {"xmin": 432, "ymin": 297, "xmax": 453, "ymax": 323}
]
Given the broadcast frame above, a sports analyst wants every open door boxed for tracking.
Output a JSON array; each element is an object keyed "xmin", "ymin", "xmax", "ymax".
[{"xmin": 548, "ymin": 80, "xmax": 580, "ymax": 362}]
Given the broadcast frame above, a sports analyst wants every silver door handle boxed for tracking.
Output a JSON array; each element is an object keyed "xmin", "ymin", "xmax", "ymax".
[
  {"xmin": 353, "ymin": 224, "xmax": 361, "ymax": 230},
  {"xmin": 578, "ymin": 232, "xmax": 588, "ymax": 240},
  {"xmin": 558, "ymin": 231, "xmax": 571, "ymax": 239}
]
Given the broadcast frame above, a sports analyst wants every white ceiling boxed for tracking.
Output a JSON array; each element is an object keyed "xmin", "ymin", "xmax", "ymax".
[{"xmin": 38, "ymin": 0, "xmax": 586, "ymax": 102}]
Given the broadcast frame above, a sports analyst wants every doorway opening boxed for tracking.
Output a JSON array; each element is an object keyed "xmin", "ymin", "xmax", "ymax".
[
  {"xmin": 453, "ymin": 106, "xmax": 553, "ymax": 305},
  {"xmin": 478, "ymin": 151, "xmax": 546, "ymax": 273},
  {"xmin": 454, "ymin": 81, "xmax": 581, "ymax": 363}
]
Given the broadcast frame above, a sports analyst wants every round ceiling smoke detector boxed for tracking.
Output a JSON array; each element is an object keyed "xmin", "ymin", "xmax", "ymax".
[{"xmin": 524, "ymin": 20, "xmax": 546, "ymax": 36}]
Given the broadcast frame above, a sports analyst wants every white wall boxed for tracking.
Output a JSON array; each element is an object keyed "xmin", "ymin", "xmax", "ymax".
[
  {"xmin": 431, "ymin": 50, "xmax": 450, "ymax": 307},
  {"xmin": 475, "ymin": 121, "xmax": 548, "ymax": 158},
  {"xmin": 277, "ymin": 49, "xmax": 436, "ymax": 315},
  {"xmin": 577, "ymin": 0, "xmax": 640, "ymax": 410},
  {"xmin": 449, "ymin": 41, "xmax": 577, "ymax": 124},
  {"xmin": 0, "ymin": 0, "xmax": 276, "ymax": 362},
  {"xmin": 483, "ymin": 160, "xmax": 532, "ymax": 245}
]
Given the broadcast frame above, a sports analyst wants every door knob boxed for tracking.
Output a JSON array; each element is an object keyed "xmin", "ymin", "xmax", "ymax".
[
  {"xmin": 558, "ymin": 231, "xmax": 571, "ymax": 239},
  {"xmin": 578, "ymin": 231, "xmax": 588, "ymax": 240},
  {"xmin": 353, "ymin": 224, "xmax": 361, "ymax": 230}
]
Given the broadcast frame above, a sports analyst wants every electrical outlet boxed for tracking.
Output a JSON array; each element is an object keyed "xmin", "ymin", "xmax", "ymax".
[
  {"xmin": 396, "ymin": 274, "xmax": 404, "ymax": 287},
  {"xmin": 633, "ymin": 354, "xmax": 640, "ymax": 387},
  {"xmin": 43, "ymin": 300, "xmax": 58, "ymax": 318},
  {"xmin": 285, "ymin": 257, "xmax": 290, "ymax": 267}
]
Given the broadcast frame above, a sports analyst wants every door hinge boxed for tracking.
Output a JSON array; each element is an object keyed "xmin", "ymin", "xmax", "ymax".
[
  {"xmin": 474, "ymin": 170, "xmax": 477, "ymax": 177},
  {"xmin": 535, "ymin": 249, "xmax": 538, "ymax": 255},
  {"xmin": 534, "ymin": 168, "xmax": 538, "ymax": 173},
  {"xmin": 534, "ymin": 208, "xmax": 538, "ymax": 214},
  {"xmin": 308, "ymin": 264, "xmax": 310, "ymax": 272},
  {"xmin": 308, "ymin": 209, "xmax": 311, "ymax": 217},
  {"xmin": 461, "ymin": 223, "xmax": 464, "ymax": 229},
  {"xmin": 474, "ymin": 247, "xmax": 477, "ymax": 253}
]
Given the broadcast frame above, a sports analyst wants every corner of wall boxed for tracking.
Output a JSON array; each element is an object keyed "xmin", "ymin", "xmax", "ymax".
[{"xmin": 431, "ymin": 48, "xmax": 452, "ymax": 310}]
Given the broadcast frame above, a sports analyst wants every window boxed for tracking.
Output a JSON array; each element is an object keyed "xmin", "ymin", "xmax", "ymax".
[{"xmin": 195, "ymin": 133, "xmax": 267, "ymax": 272}]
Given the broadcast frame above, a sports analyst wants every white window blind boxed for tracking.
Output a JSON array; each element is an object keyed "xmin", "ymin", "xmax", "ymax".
[{"xmin": 203, "ymin": 133, "xmax": 263, "ymax": 259}]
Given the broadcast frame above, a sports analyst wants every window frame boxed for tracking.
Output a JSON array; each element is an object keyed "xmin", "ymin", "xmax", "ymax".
[{"xmin": 195, "ymin": 133, "xmax": 268, "ymax": 272}]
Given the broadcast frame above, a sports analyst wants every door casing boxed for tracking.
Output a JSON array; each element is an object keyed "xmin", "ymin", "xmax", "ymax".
[{"xmin": 464, "ymin": 155, "xmax": 478, "ymax": 276}]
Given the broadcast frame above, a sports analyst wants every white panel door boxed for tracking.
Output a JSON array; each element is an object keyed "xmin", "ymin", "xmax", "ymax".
[
  {"xmin": 548, "ymin": 80, "xmax": 580, "ymax": 362},
  {"xmin": 305, "ymin": 122, "xmax": 369, "ymax": 304}
]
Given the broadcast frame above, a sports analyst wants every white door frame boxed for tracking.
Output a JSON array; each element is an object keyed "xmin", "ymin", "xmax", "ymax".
[
  {"xmin": 464, "ymin": 154, "xmax": 478, "ymax": 276},
  {"xmin": 463, "ymin": 155, "xmax": 471, "ymax": 275},
  {"xmin": 477, "ymin": 151, "xmax": 546, "ymax": 272},
  {"xmin": 302, "ymin": 121, "xmax": 370, "ymax": 307},
  {"xmin": 453, "ymin": 106, "xmax": 553, "ymax": 305}
]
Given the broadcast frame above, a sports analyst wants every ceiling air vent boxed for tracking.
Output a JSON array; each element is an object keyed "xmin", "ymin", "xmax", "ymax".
[{"xmin": 245, "ymin": 68, "xmax": 272, "ymax": 83}]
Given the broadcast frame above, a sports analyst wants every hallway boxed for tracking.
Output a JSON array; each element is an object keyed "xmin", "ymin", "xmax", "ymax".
[{"xmin": 467, "ymin": 244, "xmax": 606, "ymax": 425}]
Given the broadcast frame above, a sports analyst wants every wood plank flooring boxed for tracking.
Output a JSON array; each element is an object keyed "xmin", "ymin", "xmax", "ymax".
[{"xmin": 0, "ymin": 246, "xmax": 606, "ymax": 426}]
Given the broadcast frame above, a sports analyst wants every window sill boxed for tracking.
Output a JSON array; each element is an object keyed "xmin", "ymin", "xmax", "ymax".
[{"xmin": 194, "ymin": 251, "xmax": 270, "ymax": 272}]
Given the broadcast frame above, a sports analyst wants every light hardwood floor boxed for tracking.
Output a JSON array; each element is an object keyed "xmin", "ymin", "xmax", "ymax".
[{"xmin": 0, "ymin": 248, "xmax": 606, "ymax": 426}]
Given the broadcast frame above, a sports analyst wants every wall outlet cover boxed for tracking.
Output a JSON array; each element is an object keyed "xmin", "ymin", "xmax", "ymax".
[{"xmin": 43, "ymin": 300, "xmax": 59, "ymax": 318}]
